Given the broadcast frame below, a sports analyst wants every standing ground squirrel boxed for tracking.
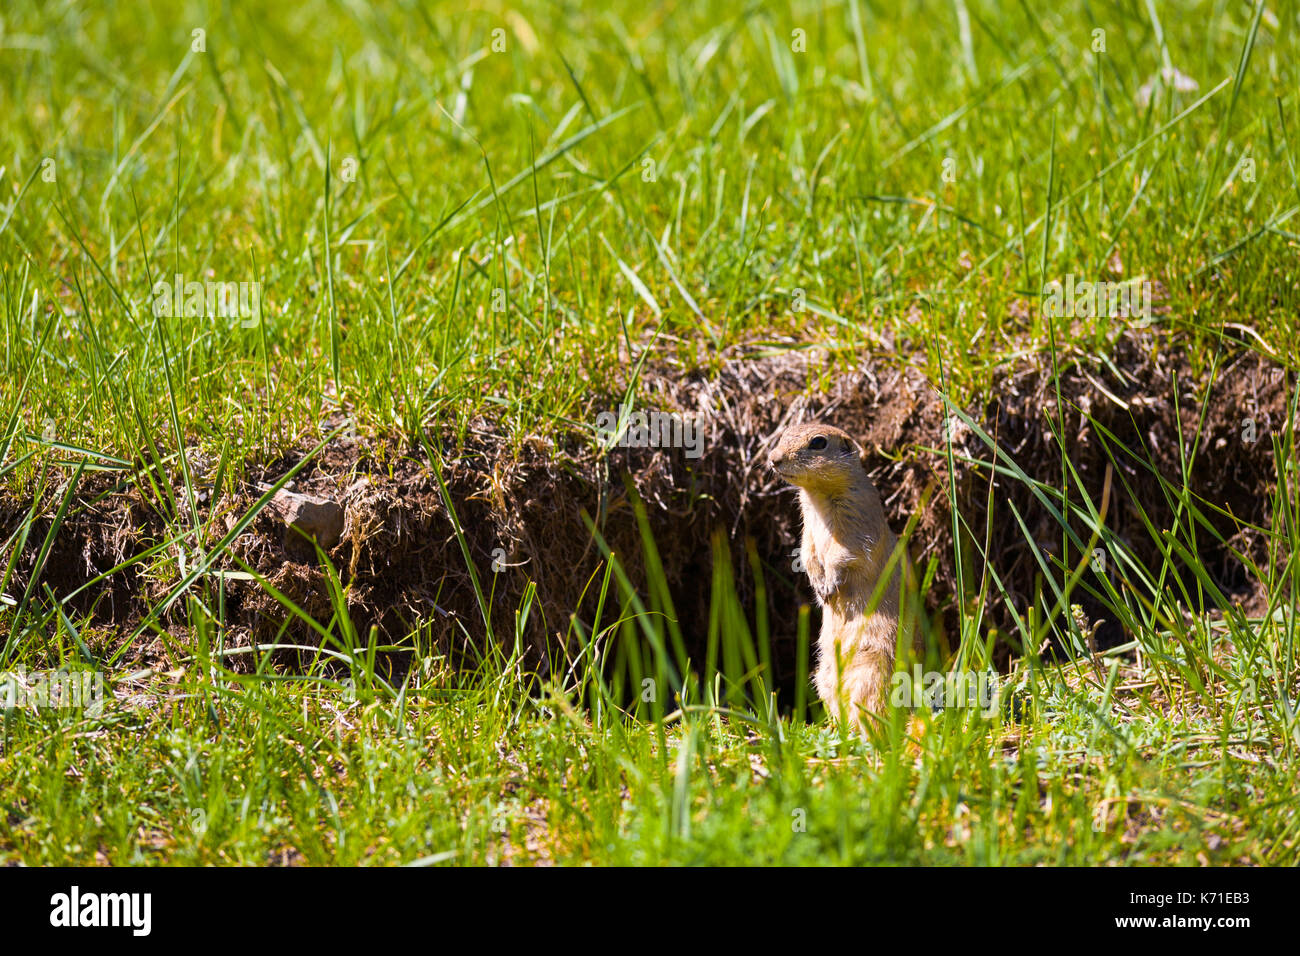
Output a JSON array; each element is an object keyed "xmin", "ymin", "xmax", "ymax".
[{"xmin": 770, "ymin": 422, "xmax": 914, "ymax": 727}]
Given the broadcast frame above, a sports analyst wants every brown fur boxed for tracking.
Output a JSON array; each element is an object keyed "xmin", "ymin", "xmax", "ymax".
[{"xmin": 769, "ymin": 422, "xmax": 912, "ymax": 727}]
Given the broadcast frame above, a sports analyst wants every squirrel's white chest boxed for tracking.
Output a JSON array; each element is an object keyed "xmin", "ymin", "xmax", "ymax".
[{"xmin": 800, "ymin": 498, "xmax": 854, "ymax": 604}]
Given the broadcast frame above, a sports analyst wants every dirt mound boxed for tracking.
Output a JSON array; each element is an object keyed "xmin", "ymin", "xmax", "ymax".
[{"xmin": 4, "ymin": 330, "xmax": 1294, "ymax": 696}]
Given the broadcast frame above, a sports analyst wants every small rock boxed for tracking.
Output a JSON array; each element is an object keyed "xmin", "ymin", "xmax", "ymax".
[{"xmin": 269, "ymin": 489, "xmax": 344, "ymax": 551}]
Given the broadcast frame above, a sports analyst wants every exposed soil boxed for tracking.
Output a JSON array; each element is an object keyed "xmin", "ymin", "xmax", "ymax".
[{"xmin": 4, "ymin": 328, "xmax": 1295, "ymax": 699}]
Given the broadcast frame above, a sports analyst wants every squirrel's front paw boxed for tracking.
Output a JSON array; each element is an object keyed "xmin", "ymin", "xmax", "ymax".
[{"xmin": 814, "ymin": 572, "xmax": 843, "ymax": 604}]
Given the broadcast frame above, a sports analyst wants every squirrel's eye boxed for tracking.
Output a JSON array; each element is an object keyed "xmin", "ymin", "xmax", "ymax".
[{"xmin": 808, "ymin": 436, "xmax": 828, "ymax": 451}]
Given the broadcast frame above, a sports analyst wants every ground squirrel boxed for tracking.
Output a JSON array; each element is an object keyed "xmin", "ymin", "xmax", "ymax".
[{"xmin": 770, "ymin": 422, "xmax": 913, "ymax": 727}]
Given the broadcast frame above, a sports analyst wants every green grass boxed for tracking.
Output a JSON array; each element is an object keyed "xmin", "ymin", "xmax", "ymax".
[
  {"xmin": 1, "ymin": 0, "xmax": 1298, "ymax": 865},
  {"xmin": 0, "ymin": 599, "xmax": 1294, "ymax": 865}
]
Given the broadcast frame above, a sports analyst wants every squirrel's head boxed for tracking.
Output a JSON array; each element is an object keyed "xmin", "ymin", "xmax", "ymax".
[{"xmin": 769, "ymin": 423, "xmax": 866, "ymax": 496}]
